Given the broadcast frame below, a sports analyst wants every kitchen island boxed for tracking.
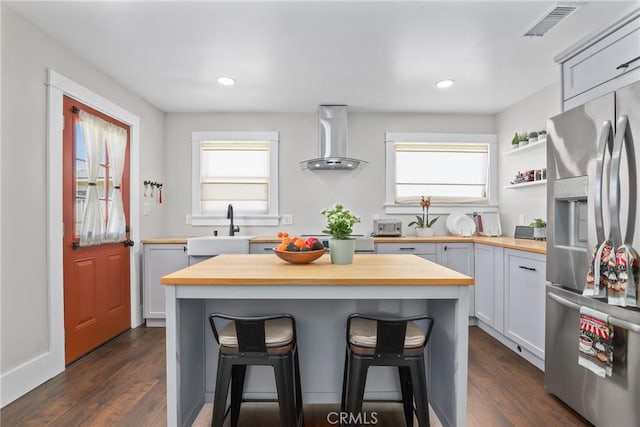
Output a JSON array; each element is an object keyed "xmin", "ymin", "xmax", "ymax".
[{"xmin": 161, "ymin": 253, "xmax": 473, "ymax": 427}]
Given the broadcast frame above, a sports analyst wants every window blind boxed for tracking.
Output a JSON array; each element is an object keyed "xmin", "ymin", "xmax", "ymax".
[
  {"xmin": 394, "ymin": 142, "xmax": 489, "ymax": 204},
  {"xmin": 199, "ymin": 141, "xmax": 270, "ymax": 214}
]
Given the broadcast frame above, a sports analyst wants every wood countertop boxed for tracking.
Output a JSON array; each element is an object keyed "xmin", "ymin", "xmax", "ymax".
[
  {"xmin": 143, "ymin": 236, "xmax": 546, "ymax": 254},
  {"xmin": 160, "ymin": 254, "xmax": 474, "ymax": 286},
  {"xmin": 372, "ymin": 236, "xmax": 546, "ymax": 254},
  {"xmin": 471, "ymin": 237, "xmax": 546, "ymax": 254}
]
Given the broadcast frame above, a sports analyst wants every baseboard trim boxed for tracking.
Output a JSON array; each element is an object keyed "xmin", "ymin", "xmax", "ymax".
[
  {"xmin": 475, "ymin": 321, "xmax": 544, "ymax": 371},
  {"xmin": 0, "ymin": 350, "xmax": 64, "ymax": 407}
]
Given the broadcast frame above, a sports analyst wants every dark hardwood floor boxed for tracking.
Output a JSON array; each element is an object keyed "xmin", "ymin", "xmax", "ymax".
[{"xmin": 1, "ymin": 326, "xmax": 589, "ymax": 426}]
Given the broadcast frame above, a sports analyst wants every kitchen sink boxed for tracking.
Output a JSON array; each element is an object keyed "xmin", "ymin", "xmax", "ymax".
[{"xmin": 187, "ymin": 235, "xmax": 256, "ymax": 256}]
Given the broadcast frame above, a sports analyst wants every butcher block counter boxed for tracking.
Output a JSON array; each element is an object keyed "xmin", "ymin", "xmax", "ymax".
[
  {"xmin": 162, "ymin": 254, "xmax": 472, "ymax": 427},
  {"xmin": 144, "ymin": 235, "xmax": 546, "ymax": 254},
  {"xmin": 161, "ymin": 253, "xmax": 473, "ymax": 286}
]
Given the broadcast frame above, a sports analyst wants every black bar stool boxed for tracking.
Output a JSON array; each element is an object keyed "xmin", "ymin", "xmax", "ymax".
[
  {"xmin": 208, "ymin": 313, "xmax": 304, "ymax": 427},
  {"xmin": 341, "ymin": 313, "xmax": 435, "ymax": 427}
]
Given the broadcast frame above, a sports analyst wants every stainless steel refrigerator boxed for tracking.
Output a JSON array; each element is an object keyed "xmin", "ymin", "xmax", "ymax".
[{"xmin": 545, "ymin": 81, "xmax": 640, "ymax": 426}]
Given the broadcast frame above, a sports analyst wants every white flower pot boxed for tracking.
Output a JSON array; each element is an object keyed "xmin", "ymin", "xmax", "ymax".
[
  {"xmin": 415, "ymin": 227, "xmax": 435, "ymax": 237},
  {"xmin": 533, "ymin": 227, "xmax": 547, "ymax": 240},
  {"xmin": 329, "ymin": 238, "xmax": 356, "ymax": 264}
]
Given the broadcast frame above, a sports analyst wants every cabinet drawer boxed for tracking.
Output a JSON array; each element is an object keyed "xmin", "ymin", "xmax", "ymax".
[
  {"xmin": 249, "ymin": 242, "xmax": 277, "ymax": 254},
  {"xmin": 563, "ymin": 15, "xmax": 640, "ymax": 101},
  {"xmin": 375, "ymin": 242, "xmax": 436, "ymax": 255}
]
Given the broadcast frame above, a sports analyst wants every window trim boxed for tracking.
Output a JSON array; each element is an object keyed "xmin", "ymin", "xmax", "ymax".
[
  {"xmin": 384, "ymin": 132, "xmax": 498, "ymax": 214},
  {"xmin": 191, "ymin": 131, "xmax": 279, "ymax": 226}
]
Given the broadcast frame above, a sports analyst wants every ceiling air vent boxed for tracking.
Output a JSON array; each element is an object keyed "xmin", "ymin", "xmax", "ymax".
[{"xmin": 524, "ymin": 4, "xmax": 579, "ymax": 37}]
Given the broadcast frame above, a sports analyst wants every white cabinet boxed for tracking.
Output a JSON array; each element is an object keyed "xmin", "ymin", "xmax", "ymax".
[
  {"xmin": 473, "ymin": 244, "xmax": 504, "ymax": 331},
  {"xmin": 250, "ymin": 242, "xmax": 277, "ymax": 254},
  {"xmin": 558, "ymin": 9, "xmax": 640, "ymax": 109},
  {"xmin": 375, "ymin": 242, "xmax": 474, "ymax": 316},
  {"xmin": 439, "ymin": 243, "xmax": 475, "ymax": 317},
  {"xmin": 374, "ymin": 242, "xmax": 437, "ymax": 262},
  {"xmin": 143, "ymin": 243, "xmax": 188, "ymax": 326},
  {"xmin": 504, "ymin": 249, "xmax": 546, "ymax": 360}
]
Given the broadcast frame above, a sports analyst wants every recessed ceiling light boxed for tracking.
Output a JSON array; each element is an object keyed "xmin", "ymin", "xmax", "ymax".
[
  {"xmin": 217, "ymin": 76, "xmax": 235, "ymax": 86},
  {"xmin": 436, "ymin": 79, "xmax": 455, "ymax": 89}
]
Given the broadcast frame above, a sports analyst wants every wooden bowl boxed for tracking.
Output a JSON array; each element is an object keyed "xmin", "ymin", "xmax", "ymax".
[{"xmin": 273, "ymin": 248, "xmax": 326, "ymax": 264}]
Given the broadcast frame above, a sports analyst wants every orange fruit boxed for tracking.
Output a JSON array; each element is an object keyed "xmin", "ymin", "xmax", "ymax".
[
  {"xmin": 277, "ymin": 231, "xmax": 283, "ymax": 238},
  {"xmin": 277, "ymin": 243, "xmax": 287, "ymax": 251},
  {"xmin": 294, "ymin": 239, "xmax": 305, "ymax": 249}
]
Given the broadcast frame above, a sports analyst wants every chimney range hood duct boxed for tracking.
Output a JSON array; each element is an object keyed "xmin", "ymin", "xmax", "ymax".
[{"xmin": 300, "ymin": 105, "xmax": 368, "ymax": 170}]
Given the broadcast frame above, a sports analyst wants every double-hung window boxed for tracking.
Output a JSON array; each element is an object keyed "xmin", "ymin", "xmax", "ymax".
[
  {"xmin": 191, "ymin": 131, "xmax": 279, "ymax": 226},
  {"xmin": 385, "ymin": 132, "xmax": 497, "ymax": 212}
]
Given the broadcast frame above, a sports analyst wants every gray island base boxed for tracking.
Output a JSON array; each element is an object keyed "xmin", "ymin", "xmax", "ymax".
[{"xmin": 161, "ymin": 254, "xmax": 472, "ymax": 427}]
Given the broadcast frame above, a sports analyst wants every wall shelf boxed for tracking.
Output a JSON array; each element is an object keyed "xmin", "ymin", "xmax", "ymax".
[
  {"xmin": 504, "ymin": 179, "xmax": 547, "ymax": 189},
  {"xmin": 505, "ymin": 137, "xmax": 546, "ymax": 156}
]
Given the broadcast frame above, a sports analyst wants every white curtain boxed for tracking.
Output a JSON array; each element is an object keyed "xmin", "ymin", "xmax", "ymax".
[
  {"xmin": 105, "ymin": 123, "xmax": 127, "ymax": 241},
  {"xmin": 78, "ymin": 111, "xmax": 106, "ymax": 246}
]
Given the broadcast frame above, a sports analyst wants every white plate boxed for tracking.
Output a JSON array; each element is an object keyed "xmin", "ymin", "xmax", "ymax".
[
  {"xmin": 455, "ymin": 215, "xmax": 476, "ymax": 237},
  {"xmin": 446, "ymin": 213, "xmax": 463, "ymax": 235}
]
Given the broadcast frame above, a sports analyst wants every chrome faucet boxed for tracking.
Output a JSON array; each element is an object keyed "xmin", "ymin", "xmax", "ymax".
[{"xmin": 226, "ymin": 204, "xmax": 240, "ymax": 236}]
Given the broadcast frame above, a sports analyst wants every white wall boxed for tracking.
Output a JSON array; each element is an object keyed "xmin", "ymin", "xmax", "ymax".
[
  {"xmin": 496, "ymin": 82, "xmax": 561, "ymax": 236},
  {"xmin": 0, "ymin": 6, "xmax": 164, "ymax": 384},
  {"xmin": 164, "ymin": 112, "xmax": 496, "ymax": 237}
]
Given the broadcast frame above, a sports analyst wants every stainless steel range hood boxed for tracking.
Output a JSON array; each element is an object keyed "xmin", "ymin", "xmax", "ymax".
[{"xmin": 300, "ymin": 105, "xmax": 368, "ymax": 171}]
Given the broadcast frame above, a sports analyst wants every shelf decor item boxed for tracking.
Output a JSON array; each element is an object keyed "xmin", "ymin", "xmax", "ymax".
[
  {"xmin": 512, "ymin": 132, "xmax": 520, "ymax": 149},
  {"xmin": 528, "ymin": 131, "xmax": 539, "ymax": 144},
  {"xmin": 321, "ymin": 204, "xmax": 361, "ymax": 264},
  {"xmin": 530, "ymin": 218, "xmax": 547, "ymax": 240},
  {"xmin": 518, "ymin": 132, "xmax": 529, "ymax": 148},
  {"xmin": 409, "ymin": 196, "xmax": 438, "ymax": 237}
]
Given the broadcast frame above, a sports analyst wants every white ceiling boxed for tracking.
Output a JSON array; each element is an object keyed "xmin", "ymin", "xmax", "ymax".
[{"xmin": 7, "ymin": 1, "xmax": 638, "ymax": 113}]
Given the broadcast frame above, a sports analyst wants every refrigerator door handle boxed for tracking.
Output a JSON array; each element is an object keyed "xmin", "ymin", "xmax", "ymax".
[
  {"xmin": 547, "ymin": 292, "xmax": 640, "ymax": 333},
  {"xmin": 594, "ymin": 120, "xmax": 614, "ymax": 244},
  {"xmin": 609, "ymin": 115, "xmax": 637, "ymax": 246},
  {"xmin": 548, "ymin": 292, "xmax": 581, "ymax": 310}
]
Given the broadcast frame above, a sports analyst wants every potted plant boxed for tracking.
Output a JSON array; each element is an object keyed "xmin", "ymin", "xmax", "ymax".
[
  {"xmin": 321, "ymin": 204, "xmax": 361, "ymax": 264},
  {"xmin": 408, "ymin": 196, "xmax": 439, "ymax": 237},
  {"xmin": 518, "ymin": 132, "xmax": 529, "ymax": 148},
  {"xmin": 528, "ymin": 131, "xmax": 539, "ymax": 144},
  {"xmin": 530, "ymin": 218, "xmax": 547, "ymax": 240},
  {"xmin": 511, "ymin": 132, "xmax": 520, "ymax": 149}
]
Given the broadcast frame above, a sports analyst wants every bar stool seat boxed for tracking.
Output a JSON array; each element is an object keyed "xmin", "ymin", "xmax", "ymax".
[
  {"xmin": 209, "ymin": 313, "xmax": 304, "ymax": 427},
  {"xmin": 219, "ymin": 317, "xmax": 294, "ymax": 348},
  {"xmin": 341, "ymin": 313, "xmax": 434, "ymax": 427}
]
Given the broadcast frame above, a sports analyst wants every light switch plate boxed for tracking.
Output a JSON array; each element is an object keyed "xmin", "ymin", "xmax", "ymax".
[{"xmin": 281, "ymin": 214, "xmax": 293, "ymax": 225}]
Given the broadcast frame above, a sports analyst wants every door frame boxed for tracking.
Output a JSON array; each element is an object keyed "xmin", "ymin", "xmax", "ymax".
[{"xmin": 47, "ymin": 70, "xmax": 141, "ymax": 370}]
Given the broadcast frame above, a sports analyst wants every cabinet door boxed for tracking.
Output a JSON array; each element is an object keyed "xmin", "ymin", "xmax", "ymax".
[
  {"xmin": 562, "ymin": 15, "xmax": 640, "ymax": 102},
  {"xmin": 440, "ymin": 243, "xmax": 475, "ymax": 316},
  {"xmin": 143, "ymin": 244, "xmax": 188, "ymax": 320},
  {"xmin": 504, "ymin": 250, "xmax": 546, "ymax": 359},
  {"xmin": 474, "ymin": 244, "xmax": 495, "ymax": 327}
]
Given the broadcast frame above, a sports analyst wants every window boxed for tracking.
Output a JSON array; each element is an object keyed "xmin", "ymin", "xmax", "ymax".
[
  {"xmin": 191, "ymin": 131, "xmax": 279, "ymax": 226},
  {"xmin": 385, "ymin": 132, "xmax": 497, "ymax": 212}
]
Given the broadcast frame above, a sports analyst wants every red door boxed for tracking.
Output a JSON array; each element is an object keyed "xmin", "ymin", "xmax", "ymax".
[{"xmin": 62, "ymin": 96, "xmax": 131, "ymax": 364}]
